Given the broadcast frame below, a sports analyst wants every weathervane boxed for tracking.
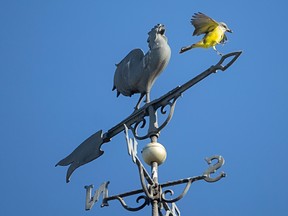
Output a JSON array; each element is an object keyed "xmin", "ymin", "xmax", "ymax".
[{"xmin": 56, "ymin": 20, "xmax": 242, "ymax": 216}]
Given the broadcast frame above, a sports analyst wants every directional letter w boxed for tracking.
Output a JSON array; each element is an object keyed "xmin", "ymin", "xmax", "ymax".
[{"xmin": 84, "ymin": 182, "xmax": 109, "ymax": 210}]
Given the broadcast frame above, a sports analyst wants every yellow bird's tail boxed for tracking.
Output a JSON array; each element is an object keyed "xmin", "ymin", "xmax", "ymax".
[
  {"xmin": 179, "ymin": 45, "xmax": 192, "ymax": 53},
  {"xmin": 179, "ymin": 40, "xmax": 209, "ymax": 53},
  {"xmin": 190, "ymin": 41, "xmax": 205, "ymax": 48},
  {"xmin": 179, "ymin": 42, "xmax": 203, "ymax": 53}
]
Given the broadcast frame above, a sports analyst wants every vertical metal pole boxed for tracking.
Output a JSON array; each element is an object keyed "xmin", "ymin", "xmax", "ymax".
[
  {"xmin": 151, "ymin": 161, "xmax": 159, "ymax": 216},
  {"xmin": 148, "ymin": 96, "xmax": 160, "ymax": 216}
]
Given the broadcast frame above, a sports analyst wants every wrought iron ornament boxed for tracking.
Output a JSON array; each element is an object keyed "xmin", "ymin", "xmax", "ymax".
[
  {"xmin": 84, "ymin": 125, "xmax": 226, "ymax": 215},
  {"xmin": 56, "ymin": 20, "xmax": 242, "ymax": 216},
  {"xmin": 56, "ymin": 51, "xmax": 241, "ymax": 183}
]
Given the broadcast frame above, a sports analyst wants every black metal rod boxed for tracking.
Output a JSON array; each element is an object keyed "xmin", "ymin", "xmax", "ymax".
[{"xmin": 103, "ymin": 174, "xmax": 206, "ymax": 203}]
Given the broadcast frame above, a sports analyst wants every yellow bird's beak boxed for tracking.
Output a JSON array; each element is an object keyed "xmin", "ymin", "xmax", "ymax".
[{"xmin": 227, "ymin": 28, "xmax": 233, "ymax": 33}]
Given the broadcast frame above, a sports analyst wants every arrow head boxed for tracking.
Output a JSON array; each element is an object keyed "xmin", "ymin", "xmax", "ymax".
[{"xmin": 216, "ymin": 51, "xmax": 242, "ymax": 71}]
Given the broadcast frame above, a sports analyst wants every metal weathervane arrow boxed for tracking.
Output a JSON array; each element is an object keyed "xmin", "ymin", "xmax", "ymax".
[
  {"xmin": 56, "ymin": 19, "xmax": 242, "ymax": 216},
  {"xmin": 56, "ymin": 51, "xmax": 241, "ymax": 183}
]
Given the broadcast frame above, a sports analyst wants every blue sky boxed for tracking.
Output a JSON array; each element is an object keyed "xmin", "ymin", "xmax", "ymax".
[{"xmin": 1, "ymin": 0, "xmax": 288, "ymax": 215}]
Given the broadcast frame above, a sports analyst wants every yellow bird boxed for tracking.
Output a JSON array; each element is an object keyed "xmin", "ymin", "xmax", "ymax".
[{"xmin": 180, "ymin": 12, "xmax": 232, "ymax": 55}]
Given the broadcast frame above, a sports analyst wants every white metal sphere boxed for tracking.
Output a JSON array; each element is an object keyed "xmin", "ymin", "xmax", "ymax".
[{"xmin": 141, "ymin": 142, "xmax": 167, "ymax": 165}]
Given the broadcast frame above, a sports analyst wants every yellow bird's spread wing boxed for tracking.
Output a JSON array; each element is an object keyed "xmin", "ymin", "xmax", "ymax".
[{"xmin": 191, "ymin": 12, "xmax": 219, "ymax": 36}]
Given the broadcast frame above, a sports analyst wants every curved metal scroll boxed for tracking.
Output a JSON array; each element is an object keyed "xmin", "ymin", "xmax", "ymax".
[
  {"xmin": 160, "ymin": 175, "xmax": 206, "ymax": 203},
  {"xmin": 161, "ymin": 179, "xmax": 193, "ymax": 203},
  {"xmin": 115, "ymin": 195, "xmax": 149, "ymax": 211},
  {"xmin": 130, "ymin": 96, "xmax": 179, "ymax": 140},
  {"xmin": 157, "ymin": 96, "xmax": 179, "ymax": 132},
  {"xmin": 131, "ymin": 116, "xmax": 149, "ymax": 140}
]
